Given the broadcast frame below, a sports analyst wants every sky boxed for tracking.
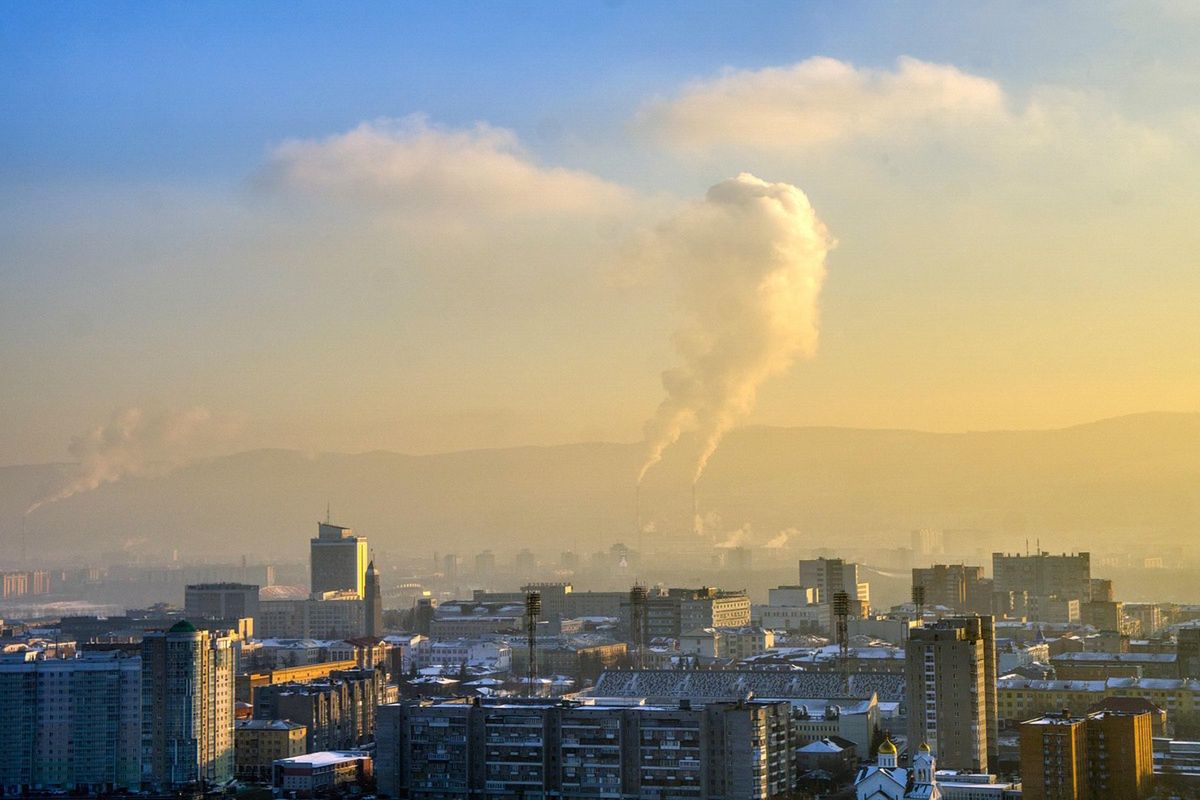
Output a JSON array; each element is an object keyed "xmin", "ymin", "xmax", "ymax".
[{"xmin": 3, "ymin": 1, "xmax": 1200, "ymax": 467}]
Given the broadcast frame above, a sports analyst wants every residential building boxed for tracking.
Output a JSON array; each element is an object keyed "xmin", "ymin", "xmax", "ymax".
[
  {"xmin": 906, "ymin": 616, "xmax": 997, "ymax": 772},
  {"xmin": 140, "ymin": 620, "xmax": 238, "ymax": 789},
  {"xmin": 992, "ymin": 551, "xmax": 1091, "ymax": 603},
  {"xmin": 1019, "ymin": 709, "xmax": 1153, "ymax": 800},
  {"xmin": 236, "ymin": 658, "xmax": 360, "ymax": 704},
  {"xmin": 253, "ymin": 667, "xmax": 385, "ymax": 752},
  {"xmin": 1178, "ymin": 626, "xmax": 1200, "ymax": 679},
  {"xmin": 257, "ymin": 593, "xmax": 366, "ymax": 639},
  {"xmin": 799, "ymin": 557, "xmax": 870, "ymax": 605},
  {"xmin": 234, "ymin": 719, "xmax": 307, "ymax": 782},
  {"xmin": 184, "ymin": 583, "xmax": 260, "ymax": 626},
  {"xmin": 375, "ymin": 697, "xmax": 794, "ymax": 800},
  {"xmin": 0, "ymin": 651, "xmax": 141, "ymax": 794},
  {"xmin": 629, "ymin": 587, "xmax": 751, "ymax": 640},
  {"xmin": 912, "ymin": 565, "xmax": 992, "ymax": 616}
]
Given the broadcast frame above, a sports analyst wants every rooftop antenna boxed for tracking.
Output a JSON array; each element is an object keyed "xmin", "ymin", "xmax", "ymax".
[{"xmin": 325, "ymin": 502, "xmax": 331, "ymax": 524}]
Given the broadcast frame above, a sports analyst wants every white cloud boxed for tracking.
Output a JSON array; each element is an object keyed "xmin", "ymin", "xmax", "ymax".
[
  {"xmin": 263, "ymin": 115, "xmax": 630, "ymax": 216},
  {"xmin": 639, "ymin": 56, "xmax": 1008, "ymax": 152},
  {"xmin": 637, "ymin": 55, "xmax": 1175, "ymax": 171}
]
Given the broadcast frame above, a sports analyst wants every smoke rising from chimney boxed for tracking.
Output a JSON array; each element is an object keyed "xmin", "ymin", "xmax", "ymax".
[
  {"xmin": 636, "ymin": 173, "xmax": 834, "ymax": 484},
  {"xmin": 26, "ymin": 406, "xmax": 225, "ymax": 515}
]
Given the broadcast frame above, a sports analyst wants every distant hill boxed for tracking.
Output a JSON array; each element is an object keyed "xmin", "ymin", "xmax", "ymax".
[{"xmin": 2, "ymin": 412, "xmax": 1199, "ymax": 562}]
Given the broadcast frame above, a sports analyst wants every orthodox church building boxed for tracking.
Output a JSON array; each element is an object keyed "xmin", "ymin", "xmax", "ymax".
[{"xmin": 855, "ymin": 739, "xmax": 941, "ymax": 800}]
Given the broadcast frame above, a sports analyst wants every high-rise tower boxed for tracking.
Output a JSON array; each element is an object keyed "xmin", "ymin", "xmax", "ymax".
[
  {"xmin": 905, "ymin": 615, "xmax": 997, "ymax": 773},
  {"xmin": 140, "ymin": 621, "xmax": 237, "ymax": 789},
  {"xmin": 310, "ymin": 521, "xmax": 369, "ymax": 598}
]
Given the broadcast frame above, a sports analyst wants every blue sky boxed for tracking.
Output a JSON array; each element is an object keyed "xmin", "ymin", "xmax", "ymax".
[
  {"xmin": 3, "ymin": 2, "xmax": 1168, "ymax": 183},
  {"xmin": 2, "ymin": 2, "xmax": 1199, "ymax": 465}
]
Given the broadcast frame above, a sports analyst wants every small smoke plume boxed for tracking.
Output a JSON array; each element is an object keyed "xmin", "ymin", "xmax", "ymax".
[
  {"xmin": 636, "ymin": 173, "xmax": 834, "ymax": 484},
  {"xmin": 764, "ymin": 529, "xmax": 795, "ymax": 549},
  {"xmin": 716, "ymin": 523, "xmax": 752, "ymax": 549},
  {"xmin": 26, "ymin": 407, "xmax": 225, "ymax": 515}
]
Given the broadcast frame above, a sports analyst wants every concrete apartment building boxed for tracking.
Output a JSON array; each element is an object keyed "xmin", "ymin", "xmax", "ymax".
[
  {"xmin": 992, "ymin": 551, "xmax": 1092, "ymax": 607},
  {"xmin": 253, "ymin": 667, "xmax": 385, "ymax": 752},
  {"xmin": 912, "ymin": 564, "xmax": 992, "ymax": 616},
  {"xmin": 184, "ymin": 582, "xmax": 261, "ymax": 625},
  {"xmin": 798, "ymin": 557, "xmax": 870, "ymax": 606},
  {"xmin": 906, "ymin": 616, "xmax": 998, "ymax": 773},
  {"xmin": 140, "ymin": 620, "xmax": 238, "ymax": 790},
  {"xmin": 1019, "ymin": 709, "xmax": 1153, "ymax": 800},
  {"xmin": 375, "ymin": 697, "xmax": 795, "ymax": 800},
  {"xmin": 257, "ymin": 592, "xmax": 366, "ymax": 639},
  {"xmin": 311, "ymin": 522, "xmax": 369, "ymax": 598},
  {"xmin": 636, "ymin": 587, "xmax": 751, "ymax": 640},
  {"xmin": 0, "ymin": 651, "xmax": 142, "ymax": 794},
  {"xmin": 234, "ymin": 719, "xmax": 307, "ymax": 782}
]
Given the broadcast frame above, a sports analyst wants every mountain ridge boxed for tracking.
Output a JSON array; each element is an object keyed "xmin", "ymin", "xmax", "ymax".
[{"xmin": 2, "ymin": 411, "xmax": 1198, "ymax": 562}]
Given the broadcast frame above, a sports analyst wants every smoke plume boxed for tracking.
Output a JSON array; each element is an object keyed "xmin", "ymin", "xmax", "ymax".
[
  {"xmin": 764, "ymin": 529, "xmax": 795, "ymax": 549},
  {"xmin": 637, "ymin": 173, "xmax": 834, "ymax": 484},
  {"xmin": 26, "ymin": 407, "xmax": 223, "ymax": 515}
]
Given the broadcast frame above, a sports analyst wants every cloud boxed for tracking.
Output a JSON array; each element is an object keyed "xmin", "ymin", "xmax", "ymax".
[
  {"xmin": 262, "ymin": 115, "xmax": 630, "ymax": 216},
  {"xmin": 637, "ymin": 173, "xmax": 834, "ymax": 484},
  {"xmin": 639, "ymin": 56, "xmax": 1007, "ymax": 153},
  {"xmin": 26, "ymin": 407, "xmax": 238, "ymax": 514},
  {"xmin": 637, "ymin": 56, "xmax": 1174, "ymax": 171}
]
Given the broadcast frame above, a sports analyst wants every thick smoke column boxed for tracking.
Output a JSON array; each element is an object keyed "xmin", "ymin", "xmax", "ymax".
[
  {"xmin": 637, "ymin": 173, "xmax": 834, "ymax": 484},
  {"xmin": 26, "ymin": 407, "xmax": 218, "ymax": 515}
]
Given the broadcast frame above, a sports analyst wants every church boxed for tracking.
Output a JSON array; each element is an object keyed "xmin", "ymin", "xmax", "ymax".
[{"xmin": 854, "ymin": 739, "xmax": 940, "ymax": 800}]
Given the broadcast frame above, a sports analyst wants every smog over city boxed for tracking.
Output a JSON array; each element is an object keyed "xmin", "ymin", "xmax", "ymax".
[{"xmin": 3, "ymin": 5, "xmax": 1200, "ymax": 798}]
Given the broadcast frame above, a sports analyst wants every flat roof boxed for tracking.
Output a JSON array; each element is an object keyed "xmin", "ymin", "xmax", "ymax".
[{"xmin": 276, "ymin": 751, "xmax": 367, "ymax": 768}]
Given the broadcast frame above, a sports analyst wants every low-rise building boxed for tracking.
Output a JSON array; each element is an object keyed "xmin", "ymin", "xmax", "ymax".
[
  {"xmin": 273, "ymin": 751, "xmax": 371, "ymax": 798},
  {"xmin": 235, "ymin": 719, "xmax": 307, "ymax": 782}
]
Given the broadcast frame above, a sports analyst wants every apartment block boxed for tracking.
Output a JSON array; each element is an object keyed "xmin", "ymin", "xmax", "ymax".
[
  {"xmin": 906, "ymin": 616, "xmax": 998, "ymax": 773},
  {"xmin": 140, "ymin": 620, "xmax": 238, "ymax": 790},
  {"xmin": 992, "ymin": 552, "xmax": 1091, "ymax": 603},
  {"xmin": 0, "ymin": 651, "xmax": 142, "ymax": 794},
  {"xmin": 375, "ymin": 698, "xmax": 795, "ymax": 800},
  {"xmin": 1019, "ymin": 710, "xmax": 1153, "ymax": 800},
  {"xmin": 235, "ymin": 719, "xmax": 307, "ymax": 782}
]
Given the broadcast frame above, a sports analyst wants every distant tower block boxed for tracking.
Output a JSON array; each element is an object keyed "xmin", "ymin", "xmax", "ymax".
[
  {"xmin": 912, "ymin": 584, "xmax": 927, "ymax": 627},
  {"xmin": 525, "ymin": 590, "xmax": 542, "ymax": 697}
]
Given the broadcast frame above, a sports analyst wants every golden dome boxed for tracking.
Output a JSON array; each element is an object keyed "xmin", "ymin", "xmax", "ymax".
[
  {"xmin": 919, "ymin": 741, "xmax": 932, "ymax": 753},
  {"xmin": 878, "ymin": 738, "xmax": 898, "ymax": 755}
]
